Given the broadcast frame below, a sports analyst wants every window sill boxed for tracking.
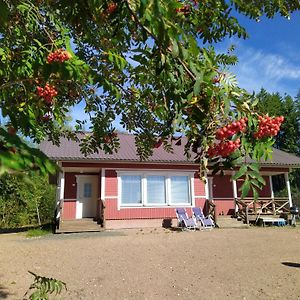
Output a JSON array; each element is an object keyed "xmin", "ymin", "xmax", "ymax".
[{"xmin": 120, "ymin": 204, "xmax": 192, "ymax": 208}]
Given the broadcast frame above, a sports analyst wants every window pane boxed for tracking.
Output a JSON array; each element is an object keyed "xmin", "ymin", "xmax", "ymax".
[
  {"xmin": 83, "ymin": 183, "xmax": 92, "ymax": 198},
  {"xmin": 121, "ymin": 175, "xmax": 142, "ymax": 204},
  {"xmin": 170, "ymin": 176, "xmax": 190, "ymax": 204},
  {"xmin": 147, "ymin": 176, "xmax": 166, "ymax": 204}
]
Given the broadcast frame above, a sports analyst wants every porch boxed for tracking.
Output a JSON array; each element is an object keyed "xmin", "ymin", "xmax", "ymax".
[
  {"xmin": 235, "ymin": 197, "xmax": 291, "ymax": 225},
  {"xmin": 206, "ymin": 168, "xmax": 294, "ymax": 226}
]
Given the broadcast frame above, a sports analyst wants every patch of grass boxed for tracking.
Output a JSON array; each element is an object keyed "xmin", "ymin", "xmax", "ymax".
[{"xmin": 26, "ymin": 228, "xmax": 50, "ymax": 238}]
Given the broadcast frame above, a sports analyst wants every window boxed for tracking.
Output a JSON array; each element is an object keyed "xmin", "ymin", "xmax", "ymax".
[
  {"xmin": 119, "ymin": 172, "xmax": 192, "ymax": 207},
  {"xmin": 147, "ymin": 175, "xmax": 166, "ymax": 204},
  {"xmin": 121, "ymin": 175, "xmax": 142, "ymax": 204},
  {"xmin": 83, "ymin": 183, "xmax": 92, "ymax": 198},
  {"xmin": 170, "ymin": 176, "xmax": 190, "ymax": 204}
]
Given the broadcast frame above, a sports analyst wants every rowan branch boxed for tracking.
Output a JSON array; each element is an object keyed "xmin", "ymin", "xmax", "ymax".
[{"xmin": 124, "ymin": 0, "xmax": 196, "ymax": 81}]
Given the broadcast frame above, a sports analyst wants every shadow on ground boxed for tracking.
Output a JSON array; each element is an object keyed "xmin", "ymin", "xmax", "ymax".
[
  {"xmin": 0, "ymin": 223, "xmax": 52, "ymax": 234},
  {"xmin": 282, "ymin": 262, "xmax": 300, "ymax": 268},
  {"xmin": 0, "ymin": 283, "xmax": 13, "ymax": 299}
]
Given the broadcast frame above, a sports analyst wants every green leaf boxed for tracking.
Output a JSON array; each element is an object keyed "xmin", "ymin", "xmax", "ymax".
[
  {"xmin": 171, "ymin": 39, "xmax": 179, "ymax": 57},
  {"xmin": 248, "ymin": 163, "xmax": 260, "ymax": 173},
  {"xmin": 240, "ymin": 180, "xmax": 250, "ymax": 199},
  {"xmin": 232, "ymin": 164, "xmax": 248, "ymax": 180},
  {"xmin": 193, "ymin": 77, "xmax": 201, "ymax": 95},
  {"xmin": 256, "ymin": 175, "xmax": 266, "ymax": 185},
  {"xmin": 252, "ymin": 186, "xmax": 259, "ymax": 200}
]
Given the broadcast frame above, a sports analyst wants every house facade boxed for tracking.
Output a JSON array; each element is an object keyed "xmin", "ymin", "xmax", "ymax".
[{"xmin": 40, "ymin": 133, "xmax": 300, "ymax": 229}]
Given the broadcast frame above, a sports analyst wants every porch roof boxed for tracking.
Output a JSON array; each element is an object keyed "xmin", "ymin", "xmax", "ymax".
[{"xmin": 39, "ymin": 133, "xmax": 300, "ymax": 167}]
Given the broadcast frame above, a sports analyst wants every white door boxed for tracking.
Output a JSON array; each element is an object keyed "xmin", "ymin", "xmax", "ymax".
[{"xmin": 76, "ymin": 175, "xmax": 99, "ymax": 219}]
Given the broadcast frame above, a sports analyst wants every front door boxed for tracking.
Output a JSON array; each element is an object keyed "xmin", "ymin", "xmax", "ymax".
[{"xmin": 76, "ymin": 175, "xmax": 99, "ymax": 219}]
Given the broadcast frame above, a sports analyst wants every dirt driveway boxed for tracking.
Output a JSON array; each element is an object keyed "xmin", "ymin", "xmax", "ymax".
[{"xmin": 0, "ymin": 227, "xmax": 299, "ymax": 300}]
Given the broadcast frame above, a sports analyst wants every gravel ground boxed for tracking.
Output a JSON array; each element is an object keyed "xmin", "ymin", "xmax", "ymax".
[{"xmin": 0, "ymin": 227, "xmax": 299, "ymax": 300}]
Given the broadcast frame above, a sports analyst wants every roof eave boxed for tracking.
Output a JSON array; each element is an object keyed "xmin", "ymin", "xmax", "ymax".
[{"xmin": 49, "ymin": 157, "xmax": 300, "ymax": 168}]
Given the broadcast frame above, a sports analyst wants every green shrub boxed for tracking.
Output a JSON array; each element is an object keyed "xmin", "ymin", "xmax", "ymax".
[
  {"xmin": 0, "ymin": 172, "xmax": 56, "ymax": 229},
  {"xmin": 275, "ymin": 186, "xmax": 300, "ymax": 208}
]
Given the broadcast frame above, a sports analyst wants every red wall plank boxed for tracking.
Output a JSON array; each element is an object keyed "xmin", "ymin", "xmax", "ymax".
[
  {"xmin": 213, "ymin": 199, "xmax": 235, "ymax": 216},
  {"xmin": 105, "ymin": 198, "xmax": 206, "ymax": 220},
  {"xmin": 62, "ymin": 201, "xmax": 76, "ymax": 220},
  {"xmin": 194, "ymin": 174, "xmax": 206, "ymax": 196},
  {"xmin": 195, "ymin": 198, "xmax": 206, "ymax": 209},
  {"xmin": 105, "ymin": 170, "xmax": 118, "ymax": 197}
]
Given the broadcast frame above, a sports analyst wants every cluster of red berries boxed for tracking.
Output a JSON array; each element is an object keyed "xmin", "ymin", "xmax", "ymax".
[
  {"xmin": 208, "ymin": 139, "xmax": 241, "ymax": 158},
  {"xmin": 106, "ymin": 2, "xmax": 118, "ymax": 14},
  {"xmin": 37, "ymin": 83, "xmax": 58, "ymax": 104},
  {"xmin": 253, "ymin": 115, "xmax": 284, "ymax": 139},
  {"xmin": 47, "ymin": 49, "xmax": 71, "ymax": 64},
  {"xmin": 216, "ymin": 117, "xmax": 248, "ymax": 140}
]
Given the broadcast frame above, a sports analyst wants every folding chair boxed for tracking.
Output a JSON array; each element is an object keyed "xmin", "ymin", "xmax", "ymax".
[
  {"xmin": 175, "ymin": 208, "xmax": 198, "ymax": 231},
  {"xmin": 192, "ymin": 207, "xmax": 214, "ymax": 230}
]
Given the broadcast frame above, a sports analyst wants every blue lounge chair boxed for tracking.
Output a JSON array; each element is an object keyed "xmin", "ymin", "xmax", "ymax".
[
  {"xmin": 176, "ymin": 208, "xmax": 198, "ymax": 231},
  {"xmin": 192, "ymin": 207, "xmax": 214, "ymax": 230}
]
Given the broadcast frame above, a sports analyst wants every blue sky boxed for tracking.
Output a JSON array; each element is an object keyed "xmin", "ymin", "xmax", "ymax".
[
  {"xmin": 70, "ymin": 12, "xmax": 300, "ymax": 129},
  {"xmin": 220, "ymin": 12, "xmax": 300, "ymax": 97}
]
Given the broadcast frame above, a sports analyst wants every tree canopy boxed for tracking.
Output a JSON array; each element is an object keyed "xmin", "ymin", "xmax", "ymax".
[{"xmin": 1, "ymin": 0, "xmax": 300, "ymax": 197}]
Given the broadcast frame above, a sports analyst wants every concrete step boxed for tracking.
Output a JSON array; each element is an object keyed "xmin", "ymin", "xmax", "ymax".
[{"xmin": 216, "ymin": 216, "xmax": 249, "ymax": 229}]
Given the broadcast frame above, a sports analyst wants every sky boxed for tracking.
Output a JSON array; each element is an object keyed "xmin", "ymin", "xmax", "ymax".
[
  {"xmin": 220, "ymin": 12, "xmax": 300, "ymax": 97},
  {"xmin": 69, "ymin": 11, "xmax": 300, "ymax": 129}
]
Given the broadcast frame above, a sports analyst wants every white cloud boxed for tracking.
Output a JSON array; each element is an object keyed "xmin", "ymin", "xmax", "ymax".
[{"xmin": 232, "ymin": 45, "xmax": 300, "ymax": 96}]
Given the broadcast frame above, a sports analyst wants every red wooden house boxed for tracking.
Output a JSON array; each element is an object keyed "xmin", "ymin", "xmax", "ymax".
[{"xmin": 40, "ymin": 133, "xmax": 300, "ymax": 229}]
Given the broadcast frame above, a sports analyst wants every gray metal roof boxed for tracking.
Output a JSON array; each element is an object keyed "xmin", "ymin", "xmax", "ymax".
[
  {"xmin": 39, "ymin": 133, "xmax": 192, "ymax": 164},
  {"xmin": 39, "ymin": 133, "xmax": 300, "ymax": 167}
]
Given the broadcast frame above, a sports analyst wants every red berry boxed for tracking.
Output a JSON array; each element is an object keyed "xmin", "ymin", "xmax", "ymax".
[
  {"xmin": 107, "ymin": 2, "xmax": 118, "ymax": 14},
  {"xmin": 8, "ymin": 126, "xmax": 17, "ymax": 136}
]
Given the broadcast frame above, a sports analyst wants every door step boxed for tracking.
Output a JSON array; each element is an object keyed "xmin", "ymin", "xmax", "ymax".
[{"xmin": 56, "ymin": 218, "xmax": 103, "ymax": 233}]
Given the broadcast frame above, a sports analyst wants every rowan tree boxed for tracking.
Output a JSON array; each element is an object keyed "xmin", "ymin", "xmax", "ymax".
[{"xmin": 1, "ymin": 0, "xmax": 299, "ymax": 197}]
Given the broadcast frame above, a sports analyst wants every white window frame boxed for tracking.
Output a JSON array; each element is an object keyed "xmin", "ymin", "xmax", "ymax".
[
  {"xmin": 117, "ymin": 171, "xmax": 194, "ymax": 208},
  {"xmin": 119, "ymin": 173, "xmax": 143, "ymax": 207}
]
